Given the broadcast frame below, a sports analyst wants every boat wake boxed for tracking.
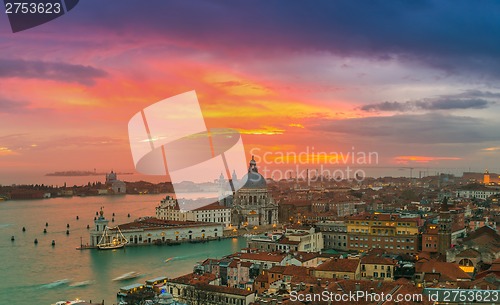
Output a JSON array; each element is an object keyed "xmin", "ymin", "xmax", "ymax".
[
  {"xmin": 69, "ymin": 280, "xmax": 93, "ymax": 287},
  {"xmin": 40, "ymin": 279, "xmax": 70, "ymax": 289},
  {"xmin": 112, "ymin": 271, "xmax": 141, "ymax": 281}
]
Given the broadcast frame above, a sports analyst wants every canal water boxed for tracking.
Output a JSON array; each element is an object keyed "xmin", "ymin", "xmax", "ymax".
[{"xmin": 0, "ymin": 195, "xmax": 247, "ymax": 305}]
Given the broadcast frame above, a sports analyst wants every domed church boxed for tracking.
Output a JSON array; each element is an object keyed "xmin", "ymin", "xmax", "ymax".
[{"xmin": 231, "ymin": 156, "xmax": 278, "ymax": 227}]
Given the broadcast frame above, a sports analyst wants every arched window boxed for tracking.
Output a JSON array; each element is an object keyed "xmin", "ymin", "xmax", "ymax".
[{"xmin": 459, "ymin": 258, "xmax": 474, "ymax": 267}]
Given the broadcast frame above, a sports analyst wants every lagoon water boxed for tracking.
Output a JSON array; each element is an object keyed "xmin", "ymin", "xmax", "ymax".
[{"xmin": 0, "ymin": 195, "xmax": 246, "ymax": 305}]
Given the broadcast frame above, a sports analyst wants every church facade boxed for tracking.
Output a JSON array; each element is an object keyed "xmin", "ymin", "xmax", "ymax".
[{"xmin": 230, "ymin": 156, "xmax": 278, "ymax": 227}]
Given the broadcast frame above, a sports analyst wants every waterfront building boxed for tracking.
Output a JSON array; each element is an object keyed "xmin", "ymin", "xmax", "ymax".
[
  {"xmin": 231, "ymin": 156, "xmax": 278, "ymax": 227},
  {"xmin": 156, "ymin": 196, "xmax": 232, "ymax": 227},
  {"xmin": 89, "ymin": 210, "xmax": 223, "ymax": 246},
  {"xmin": 345, "ymin": 213, "xmax": 419, "ymax": 255},
  {"xmin": 105, "ymin": 170, "xmax": 126, "ymax": 194},
  {"xmin": 316, "ymin": 220, "xmax": 348, "ymax": 251}
]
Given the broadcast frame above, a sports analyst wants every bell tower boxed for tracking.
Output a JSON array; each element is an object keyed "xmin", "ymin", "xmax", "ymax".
[
  {"xmin": 90, "ymin": 207, "xmax": 109, "ymax": 246},
  {"xmin": 484, "ymin": 169, "xmax": 490, "ymax": 185},
  {"xmin": 437, "ymin": 197, "xmax": 452, "ymax": 259}
]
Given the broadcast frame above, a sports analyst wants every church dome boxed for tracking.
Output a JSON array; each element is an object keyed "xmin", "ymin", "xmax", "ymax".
[
  {"xmin": 241, "ymin": 155, "xmax": 266, "ymax": 189},
  {"xmin": 242, "ymin": 170, "xmax": 266, "ymax": 189}
]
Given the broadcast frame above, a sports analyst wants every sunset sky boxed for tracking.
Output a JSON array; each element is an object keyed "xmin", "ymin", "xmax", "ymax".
[{"xmin": 1, "ymin": 0, "xmax": 500, "ymax": 184}]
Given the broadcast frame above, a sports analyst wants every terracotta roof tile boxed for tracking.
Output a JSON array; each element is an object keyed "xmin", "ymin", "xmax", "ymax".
[{"xmin": 316, "ymin": 258, "xmax": 360, "ymax": 273}]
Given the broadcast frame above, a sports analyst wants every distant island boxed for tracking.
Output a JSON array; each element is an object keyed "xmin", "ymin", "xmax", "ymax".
[{"xmin": 46, "ymin": 170, "xmax": 134, "ymax": 177}]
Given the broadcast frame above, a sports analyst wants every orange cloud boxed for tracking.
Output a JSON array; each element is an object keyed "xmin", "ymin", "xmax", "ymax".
[
  {"xmin": 0, "ymin": 147, "xmax": 17, "ymax": 156},
  {"xmin": 482, "ymin": 147, "xmax": 500, "ymax": 151},
  {"xmin": 394, "ymin": 155, "xmax": 461, "ymax": 163}
]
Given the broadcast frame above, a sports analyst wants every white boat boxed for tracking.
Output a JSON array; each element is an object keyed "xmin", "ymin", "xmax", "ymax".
[
  {"xmin": 97, "ymin": 225, "xmax": 128, "ymax": 250},
  {"xmin": 112, "ymin": 271, "xmax": 141, "ymax": 281}
]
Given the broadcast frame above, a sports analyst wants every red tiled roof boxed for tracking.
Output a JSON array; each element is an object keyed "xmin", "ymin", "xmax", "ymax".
[
  {"xmin": 193, "ymin": 203, "xmax": 231, "ymax": 211},
  {"xmin": 283, "ymin": 265, "xmax": 310, "ymax": 277},
  {"xmin": 415, "ymin": 260, "xmax": 472, "ymax": 281},
  {"xmin": 280, "ymin": 199, "xmax": 311, "ymax": 207},
  {"xmin": 228, "ymin": 260, "xmax": 239, "ymax": 268},
  {"xmin": 293, "ymin": 251, "xmax": 319, "ymax": 262},
  {"xmin": 201, "ymin": 258, "xmax": 220, "ymax": 266},
  {"xmin": 278, "ymin": 237, "xmax": 300, "ymax": 245},
  {"xmin": 240, "ymin": 261, "xmax": 254, "ymax": 268},
  {"xmin": 361, "ymin": 255, "xmax": 397, "ymax": 265},
  {"xmin": 116, "ymin": 217, "xmax": 220, "ymax": 231},
  {"xmin": 169, "ymin": 272, "xmax": 216, "ymax": 285},
  {"xmin": 240, "ymin": 252, "xmax": 286, "ymax": 263},
  {"xmin": 456, "ymin": 248, "xmax": 481, "ymax": 258},
  {"xmin": 268, "ymin": 265, "xmax": 286, "ymax": 274},
  {"xmin": 316, "ymin": 258, "xmax": 360, "ymax": 273}
]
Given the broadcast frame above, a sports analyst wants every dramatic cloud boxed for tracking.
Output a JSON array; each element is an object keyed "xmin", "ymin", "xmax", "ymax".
[
  {"xmin": 2, "ymin": 0, "xmax": 500, "ymax": 178},
  {"xmin": 34, "ymin": 0, "xmax": 499, "ymax": 80},
  {"xmin": 361, "ymin": 99, "xmax": 490, "ymax": 112},
  {"xmin": 314, "ymin": 114, "xmax": 500, "ymax": 144},
  {"xmin": 0, "ymin": 59, "xmax": 107, "ymax": 85},
  {"xmin": 360, "ymin": 91, "xmax": 497, "ymax": 112}
]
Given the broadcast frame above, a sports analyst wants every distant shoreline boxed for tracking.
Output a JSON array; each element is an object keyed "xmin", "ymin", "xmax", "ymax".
[{"xmin": 45, "ymin": 171, "xmax": 134, "ymax": 177}]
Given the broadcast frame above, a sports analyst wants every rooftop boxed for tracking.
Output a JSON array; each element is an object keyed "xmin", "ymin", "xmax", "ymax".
[
  {"xmin": 316, "ymin": 258, "xmax": 360, "ymax": 273},
  {"xmin": 346, "ymin": 213, "xmax": 418, "ymax": 222},
  {"xmin": 114, "ymin": 217, "xmax": 220, "ymax": 231}
]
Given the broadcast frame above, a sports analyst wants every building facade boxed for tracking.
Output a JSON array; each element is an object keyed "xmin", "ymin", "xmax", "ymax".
[
  {"xmin": 360, "ymin": 255, "xmax": 397, "ymax": 281},
  {"xmin": 156, "ymin": 196, "xmax": 232, "ymax": 228},
  {"xmin": 89, "ymin": 211, "xmax": 223, "ymax": 247},
  {"xmin": 345, "ymin": 213, "xmax": 419, "ymax": 255},
  {"xmin": 231, "ymin": 156, "xmax": 278, "ymax": 227},
  {"xmin": 316, "ymin": 220, "xmax": 348, "ymax": 251}
]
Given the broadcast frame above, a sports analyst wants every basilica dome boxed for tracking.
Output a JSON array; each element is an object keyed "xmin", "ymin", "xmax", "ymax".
[{"xmin": 240, "ymin": 156, "xmax": 266, "ymax": 189}]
